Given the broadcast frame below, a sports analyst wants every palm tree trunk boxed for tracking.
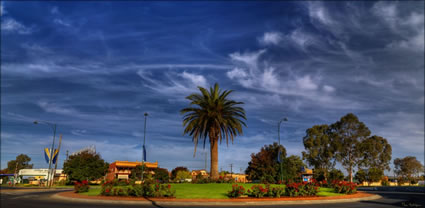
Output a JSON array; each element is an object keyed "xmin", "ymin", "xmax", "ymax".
[{"xmin": 210, "ymin": 139, "xmax": 219, "ymax": 179}]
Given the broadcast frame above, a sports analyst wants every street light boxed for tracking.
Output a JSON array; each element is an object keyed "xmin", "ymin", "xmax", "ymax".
[
  {"xmin": 141, "ymin": 113, "xmax": 148, "ymax": 182},
  {"xmin": 278, "ymin": 117, "xmax": 288, "ymax": 183},
  {"xmin": 34, "ymin": 120, "xmax": 57, "ymax": 188}
]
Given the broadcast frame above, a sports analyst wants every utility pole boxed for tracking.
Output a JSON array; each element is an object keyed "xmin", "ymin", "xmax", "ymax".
[
  {"xmin": 66, "ymin": 150, "xmax": 69, "ymax": 160},
  {"xmin": 230, "ymin": 164, "xmax": 233, "ymax": 178},
  {"xmin": 51, "ymin": 135, "xmax": 63, "ymax": 187},
  {"xmin": 278, "ymin": 117, "xmax": 288, "ymax": 183},
  {"xmin": 34, "ymin": 120, "xmax": 57, "ymax": 189},
  {"xmin": 141, "ymin": 112, "xmax": 148, "ymax": 182}
]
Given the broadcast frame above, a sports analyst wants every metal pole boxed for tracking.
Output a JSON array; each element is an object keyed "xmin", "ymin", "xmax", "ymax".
[
  {"xmin": 52, "ymin": 135, "xmax": 62, "ymax": 187},
  {"xmin": 278, "ymin": 118, "xmax": 287, "ymax": 183},
  {"xmin": 141, "ymin": 113, "xmax": 148, "ymax": 182}
]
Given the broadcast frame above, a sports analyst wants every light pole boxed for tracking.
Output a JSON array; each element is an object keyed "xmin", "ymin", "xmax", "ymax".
[
  {"xmin": 34, "ymin": 120, "xmax": 57, "ymax": 188},
  {"xmin": 141, "ymin": 112, "xmax": 148, "ymax": 182},
  {"xmin": 278, "ymin": 117, "xmax": 288, "ymax": 183}
]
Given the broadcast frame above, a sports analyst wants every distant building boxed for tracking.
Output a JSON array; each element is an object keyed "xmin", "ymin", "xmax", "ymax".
[
  {"xmin": 191, "ymin": 169, "xmax": 209, "ymax": 180},
  {"xmin": 300, "ymin": 167, "xmax": 313, "ymax": 182},
  {"xmin": 225, "ymin": 173, "xmax": 249, "ymax": 183},
  {"xmin": 106, "ymin": 161, "xmax": 158, "ymax": 181},
  {"xmin": 18, "ymin": 169, "xmax": 66, "ymax": 185}
]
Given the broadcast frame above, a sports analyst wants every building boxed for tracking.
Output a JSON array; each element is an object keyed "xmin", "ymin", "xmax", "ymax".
[
  {"xmin": 191, "ymin": 169, "xmax": 209, "ymax": 180},
  {"xmin": 225, "ymin": 173, "xmax": 249, "ymax": 183},
  {"xmin": 18, "ymin": 169, "xmax": 66, "ymax": 185},
  {"xmin": 106, "ymin": 161, "xmax": 158, "ymax": 181},
  {"xmin": 300, "ymin": 167, "xmax": 313, "ymax": 182}
]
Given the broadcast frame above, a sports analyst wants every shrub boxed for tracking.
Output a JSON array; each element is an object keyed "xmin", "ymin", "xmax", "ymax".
[
  {"xmin": 74, "ymin": 180, "xmax": 89, "ymax": 193},
  {"xmin": 285, "ymin": 182, "xmax": 318, "ymax": 197},
  {"xmin": 381, "ymin": 180, "xmax": 390, "ymax": 186},
  {"xmin": 270, "ymin": 186, "xmax": 285, "ymax": 197},
  {"xmin": 100, "ymin": 180, "xmax": 175, "ymax": 197},
  {"xmin": 247, "ymin": 185, "xmax": 268, "ymax": 198},
  {"xmin": 227, "ymin": 184, "xmax": 245, "ymax": 198},
  {"xmin": 332, "ymin": 180, "xmax": 357, "ymax": 194}
]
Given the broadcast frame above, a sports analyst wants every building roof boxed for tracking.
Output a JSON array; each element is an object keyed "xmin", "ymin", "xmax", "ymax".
[{"xmin": 112, "ymin": 161, "xmax": 158, "ymax": 168}]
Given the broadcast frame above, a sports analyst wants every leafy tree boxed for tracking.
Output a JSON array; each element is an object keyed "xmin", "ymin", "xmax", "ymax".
[
  {"xmin": 154, "ymin": 168, "xmax": 169, "ymax": 182},
  {"xmin": 358, "ymin": 135, "xmax": 392, "ymax": 171},
  {"xmin": 175, "ymin": 170, "xmax": 191, "ymax": 181},
  {"xmin": 171, "ymin": 166, "xmax": 189, "ymax": 180},
  {"xmin": 63, "ymin": 150, "xmax": 108, "ymax": 182},
  {"xmin": 354, "ymin": 169, "xmax": 367, "ymax": 183},
  {"xmin": 6, "ymin": 154, "xmax": 33, "ymax": 173},
  {"xmin": 330, "ymin": 113, "xmax": 371, "ymax": 182},
  {"xmin": 245, "ymin": 143, "xmax": 286, "ymax": 183},
  {"xmin": 368, "ymin": 168, "xmax": 384, "ymax": 183},
  {"xmin": 394, "ymin": 156, "xmax": 424, "ymax": 183},
  {"xmin": 302, "ymin": 124, "xmax": 335, "ymax": 180},
  {"xmin": 181, "ymin": 83, "xmax": 246, "ymax": 179},
  {"xmin": 282, "ymin": 155, "xmax": 305, "ymax": 182},
  {"xmin": 328, "ymin": 169, "xmax": 344, "ymax": 181}
]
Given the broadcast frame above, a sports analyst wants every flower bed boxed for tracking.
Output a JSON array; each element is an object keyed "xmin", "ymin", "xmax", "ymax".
[
  {"xmin": 74, "ymin": 180, "xmax": 89, "ymax": 193},
  {"xmin": 285, "ymin": 182, "xmax": 318, "ymax": 197},
  {"xmin": 101, "ymin": 180, "xmax": 175, "ymax": 197},
  {"xmin": 331, "ymin": 180, "xmax": 357, "ymax": 194}
]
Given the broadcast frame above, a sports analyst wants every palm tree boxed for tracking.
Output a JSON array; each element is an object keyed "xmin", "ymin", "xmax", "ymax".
[{"xmin": 181, "ymin": 83, "xmax": 246, "ymax": 179}]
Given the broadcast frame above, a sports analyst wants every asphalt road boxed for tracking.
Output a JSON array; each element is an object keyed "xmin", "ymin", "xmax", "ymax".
[{"xmin": 1, "ymin": 189, "xmax": 424, "ymax": 208}]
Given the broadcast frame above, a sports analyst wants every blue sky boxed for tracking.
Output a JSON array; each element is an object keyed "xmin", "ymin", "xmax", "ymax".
[{"xmin": 1, "ymin": 1, "xmax": 424, "ymax": 175}]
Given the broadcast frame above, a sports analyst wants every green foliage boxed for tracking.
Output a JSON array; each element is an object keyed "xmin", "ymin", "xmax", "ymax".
[
  {"xmin": 328, "ymin": 169, "xmax": 345, "ymax": 181},
  {"xmin": 245, "ymin": 143, "xmax": 287, "ymax": 183},
  {"xmin": 285, "ymin": 182, "xmax": 319, "ymax": 197},
  {"xmin": 171, "ymin": 167, "xmax": 189, "ymax": 180},
  {"xmin": 153, "ymin": 168, "xmax": 170, "ymax": 182},
  {"xmin": 354, "ymin": 169, "xmax": 367, "ymax": 183},
  {"xmin": 227, "ymin": 184, "xmax": 246, "ymax": 198},
  {"xmin": 74, "ymin": 180, "xmax": 89, "ymax": 193},
  {"xmin": 302, "ymin": 125, "xmax": 335, "ymax": 179},
  {"xmin": 100, "ymin": 180, "xmax": 175, "ymax": 197},
  {"xmin": 181, "ymin": 83, "xmax": 247, "ymax": 179},
  {"xmin": 63, "ymin": 150, "xmax": 108, "ymax": 182},
  {"xmin": 247, "ymin": 185, "xmax": 268, "ymax": 198},
  {"xmin": 129, "ymin": 165, "xmax": 150, "ymax": 180},
  {"xmin": 394, "ymin": 156, "xmax": 424, "ymax": 182},
  {"xmin": 6, "ymin": 154, "xmax": 33, "ymax": 173},
  {"xmin": 175, "ymin": 170, "xmax": 191, "ymax": 182},
  {"xmin": 331, "ymin": 181, "xmax": 357, "ymax": 194},
  {"xmin": 358, "ymin": 136, "xmax": 392, "ymax": 171},
  {"xmin": 282, "ymin": 155, "xmax": 305, "ymax": 182},
  {"xmin": 330, "ymin": 113, "xmax": 371, "ymax": 182}
]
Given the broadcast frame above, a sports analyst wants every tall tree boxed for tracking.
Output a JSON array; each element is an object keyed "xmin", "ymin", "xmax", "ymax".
[
  {"xmin": 153, "ymin": 168, "xmax": 170, "ymax": 182},
  {"xmin": 394, "ymin": 156, "xmax": 424, "ymax": 182},
  {"xmin": 171, "ymin": 166, "xmax": 189, "ymax": 180},
  {"xmin": 302, "ymin": 124, "xmax": 335, "ymax": 180},
  {"xmin": 359, "ymin": 135, "xmax": 392, "ymax": 171},
  {"xmin": 282, "ymin": 155, "xmax": 305, "ymax": 182},
  {"xmin": 63, "ymin": 150, "xmax": 109, "ymax": 181},
  {"xmin": 181, "ymin": 83, "xmax": 246, "ymax": 179},
  {"xmin": 245, "ymin": 143, "xmax": 286, "ymax": 183},
  {"xmin": 7, "ymin": 154, "xmax": 33, "ymax": 173},
  {"xmin": 330, "ymin": 113, "xmax": 371, "ymax": 182}
]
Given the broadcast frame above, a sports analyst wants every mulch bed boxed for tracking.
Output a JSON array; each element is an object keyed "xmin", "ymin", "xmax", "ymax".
[{"xmin": 58, "ymin": 191, "xmax": 374, "ymax": 202}]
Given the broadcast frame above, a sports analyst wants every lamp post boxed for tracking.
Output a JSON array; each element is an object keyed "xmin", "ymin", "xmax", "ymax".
[
  {"xmin": 278, "ymin": 117, "xmax": 288, "ymax": 183},
  {"xmin": 34, "ymin": 120, "xmax": 57, "ymax": 188},
  {"xmin": 141, "ymin": 112, "xmax": 148, "ymax": 182}
]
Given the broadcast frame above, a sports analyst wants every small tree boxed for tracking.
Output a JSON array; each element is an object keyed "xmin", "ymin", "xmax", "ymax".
[
  {"xmin": 63, "ymin": 150, "xmax": 108, "ymax": 182},
  {"xmin": 130, "ymin": 164, "xmax": 149, "ymax": 180},
  {"xmin": 394, "ymin": 156, "xmax": 424, "ymax": 184},
  {"xmin": 328, "ymin": 169, "xmax": 344, "ymax": 181},
  {"xmin": 171, "ymin": 166, "xmax": 189, "ymax": 180},
  {"xmin": 354, "ymin": 169, "xmax": 367, "ymax": 183},
  {"xmin": 7, "ymin": 154, "xmax": 34, "ymax": 173},
  {"xmin": 282, "ymin": 155, "xmax": 305, "ymax": 182},
  {"xmin": 175, "ymin": 170, "xmax": 191, "ymax": 182},
  {"xmin": 154, "ymin": 168, "xmax": 169, "ymax": 182},
  {"xmin": 245, "ymin": 143, "xmax": 286, "ymax": 183}
]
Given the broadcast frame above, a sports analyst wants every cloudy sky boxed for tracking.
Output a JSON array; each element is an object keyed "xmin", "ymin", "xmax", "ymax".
[{"xmin": 1, "ymin": 1, "xmax": 424, "ymax": 175}]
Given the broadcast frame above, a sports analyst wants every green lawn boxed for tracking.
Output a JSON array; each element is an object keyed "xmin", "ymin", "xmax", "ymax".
[{"xmin": 78, "ymin": 183, "xmax": 343, "ymax": 199}]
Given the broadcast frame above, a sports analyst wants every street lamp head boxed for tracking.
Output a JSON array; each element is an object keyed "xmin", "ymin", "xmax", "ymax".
[
  {"xmin": 33, "ymin": 121, "xmax": 38, "ymax": 124},
  {"xmin": 283, "ymin": 117, "xmax": 288, "ymax": 121},
  {"xmin": 144, "ymin": 112, "xmax": 148, "ymax": 117}
]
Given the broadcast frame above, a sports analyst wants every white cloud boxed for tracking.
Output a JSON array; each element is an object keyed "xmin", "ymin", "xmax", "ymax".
[
  {"xmin": 0, "ymin": 2, "xmax": 6, "ymax": 16},
  {"xmin": 323, "ymin": 85, "xmax": 335, "ymax": 93},
  {"xmin": 181, "ymin": 71, "xmax": 207, "ymax": 87},
  {"xmin": 71, "ymin": 129, "xmax": 87, "ymax": 136},
  {"xmin": 226, "ymin": 67, "xmax": 248, "ymax": 79},
  {"xmin": 308, "ymin": 2, "xmax": 334, "ymax": 26},
  {"xmin": 229, "ymin": 49, "xmax": 266, "ymax": 69},
  {"xmin": 51, "ymin": 6, "xmax": 59, "ymax": 14},
  {"xmin": 54, "ymin": 18, "xmax": 71, "ymax": 27},
  {"xmin": 1, "ymin": 18, "xmax": 32, "ymax": 34},
  {"xmin": 296, "ymin": 75, "xmax": 318, "ymax": 90},
  {"xmin": 37, "ymin": 100, "xmax": 77, "ymax": 115},
  {"xmin": 259, "ymin": 32, "xmax": 282, "ymax": 45}
]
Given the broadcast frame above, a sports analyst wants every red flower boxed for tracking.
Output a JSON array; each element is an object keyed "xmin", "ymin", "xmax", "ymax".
[{"xmin": 105, "ymin": 189, "xmax": 110, "ymax": 193}]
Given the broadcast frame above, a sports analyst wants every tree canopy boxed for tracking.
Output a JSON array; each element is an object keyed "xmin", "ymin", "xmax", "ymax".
[
  {"xmin": 330, "ymin": 113, "xmax": 371, "ymax": 182},
  {"xmin": 171, "ymin": 166, "xmax": 189, "ymax": 180},
  {"xmin": 6, "ymin": 154, "xmax": 33, "ymax": 173},
  {"xmin": 394, "ymin": 156, "xmax": 424, "ymax": 181},
  {"xmin": 63, "ymin": 150, "xmax": 108, "ymax": 182},
  {"xmin": 358, "ymin": 135, "xmax": 392, "ymax": 171},
  {"xmin": 302, "ymin": 124, "xmax": 335, "ymax": 180}
]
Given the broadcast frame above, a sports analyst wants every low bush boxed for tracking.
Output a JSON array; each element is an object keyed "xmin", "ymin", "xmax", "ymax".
[
  {"xmin": 74, "ymin": 180, "xmax": 89, "ymax": 193},
  {"xmin": 227, "ymin": 184, "xmax": 245, "ymax": 198},
  {"xmin": 246, "ymin": 184, "xmax": 285, "ymax": 198},
  {"xmin": 332, "ymin": 180, "xmax": 357, "ymax": 194},
  {"xmin": 100, "ymin": 180, "xmax": 175, "ymax": 197},
  {"xmin": 285, "ymin": 182, "xmax": 318, "ymax": 197}
]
